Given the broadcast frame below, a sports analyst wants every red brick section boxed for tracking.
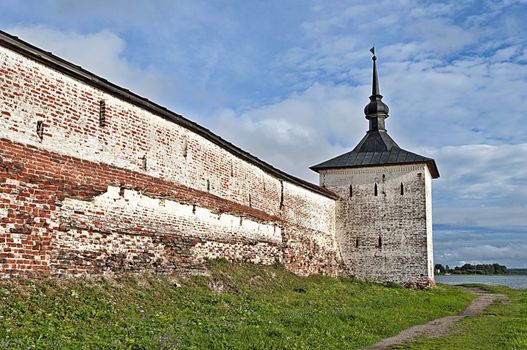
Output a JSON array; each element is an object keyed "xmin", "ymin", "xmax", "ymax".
[
  {"xmin": 0, "ymin": 138, "xmax": 282, "ymax": 276},
  {"xmin": 0, "ymin": 138, "xmax": 280, "ymax": 221}
]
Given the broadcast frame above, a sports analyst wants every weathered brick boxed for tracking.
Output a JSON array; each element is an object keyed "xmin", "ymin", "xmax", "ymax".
[
  {"xmin": 0, "ymin": 34, "xmax": 435, "ymax": 288},
  {"xmin": 320, "ymin": 165, "xmax": 435, "ymax": 288},
  {"xmin": 0, "ymin": 44, "xmax": 342, "ymax": 278}
]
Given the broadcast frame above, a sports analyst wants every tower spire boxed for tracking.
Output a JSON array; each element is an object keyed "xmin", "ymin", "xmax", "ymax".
[
  {"xmin": 371, "ymin": 47, "xmax": 380, "ymax": 96},
  {"xmin": 364, "ymin": 47, "xmax": 389, "ymax": 132}
]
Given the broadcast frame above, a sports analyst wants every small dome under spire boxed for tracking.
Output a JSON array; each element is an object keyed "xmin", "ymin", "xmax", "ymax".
[
  {"xmin": 364, "ymin": 50, "xmax": 389, "ymax": 131},
  {"xmin": 364, "ymin": 95, "xmax": 389, "ymax": 117}
]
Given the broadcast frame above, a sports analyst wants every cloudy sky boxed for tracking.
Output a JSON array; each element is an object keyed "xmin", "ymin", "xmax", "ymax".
[{"xmin": 1, "ymin": 0, "xmax": 526, "ymax": 268}]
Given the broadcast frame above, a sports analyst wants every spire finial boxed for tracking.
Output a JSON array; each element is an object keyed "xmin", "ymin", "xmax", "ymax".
[
  {"xmin": 370, "ymin": 46, "xmax": 380, "ymax": 96},
  {"xmin": 364, "ymin": 47, "xmax": 389, "ymax": 131}
]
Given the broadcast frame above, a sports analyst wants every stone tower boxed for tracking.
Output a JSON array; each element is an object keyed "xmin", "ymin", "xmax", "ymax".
[{"xmin": 311, "ymin": 50, "xmax": 440, "ymax": 288}]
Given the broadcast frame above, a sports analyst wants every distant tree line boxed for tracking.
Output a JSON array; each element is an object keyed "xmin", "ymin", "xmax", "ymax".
[{"xmin": 435, "ymin": 263, "xmax": 510, "ymax": 275}]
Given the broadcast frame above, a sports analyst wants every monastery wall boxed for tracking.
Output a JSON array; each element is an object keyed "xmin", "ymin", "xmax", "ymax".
[
  {"xmin": 0, "ymin": 44, "xmax": 342, "ymax": 277},
  {"xmin": 320, "ymin": 164, "xmax": 434, "ymax": 288}
]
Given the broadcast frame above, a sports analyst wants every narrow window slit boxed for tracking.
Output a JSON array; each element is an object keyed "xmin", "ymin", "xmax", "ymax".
[
  {"xmin": 206, "ymin": 179, "xmax": 210, "ymax": 192},
  {"xmin": 182, "ymin": 137, "xmax": 188, "ymax": 158},
  {"xmin": 36, "ymin": 120, "xmax": 44, "ymax": 141},
  {"xmin": 279, "ymin": 181, "xmax": 284, "ymax": 209},
  {"xmin": 400, "ymin": 182, "xmax": 404, "ymax": 195},
  {"xmin": 378, "ymin": 236, "xmax": 382, "ymax": 249},
  {"xmin": 99, "ymin": 100, "xmax": 106, "ymax": 126},
  {"xmin": 355, "ymin": 238, "xmax": 359, "ymax": 248},
  {"xmin": 349, "ymin": 184, "xmax": 353, "ymax": 198},
  {"xmin": 142, "ymin": 155, "xmax": 147, "ymax": 171},
  {"xmin": 374, "ymin": 183, "xmax": 378, "ymax": 196}
]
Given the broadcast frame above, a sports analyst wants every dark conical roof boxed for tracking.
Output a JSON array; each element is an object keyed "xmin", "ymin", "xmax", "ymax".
[
  {"xmin": 310, "ymin": 49, "xmax": 439, "ymax": 178},
  {"xmin": 310, "ymin": 130, "xmax": 439, "ymax": 178},
  {"xmin": 352, "ymin": 129, "xmax": 399, "ymax": 152}
]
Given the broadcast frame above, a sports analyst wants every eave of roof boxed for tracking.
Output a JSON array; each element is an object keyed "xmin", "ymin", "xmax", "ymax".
[
  {"xmin": 311, "ymin": 131, "xmax": 439, "ymax": 178},
  {"xmin": 0, "ymin": 30, "xmax": 338, "ymax": 200},
  {"xmin": 311, "ymin": 157, "xmax": 440, "ymax": 178}
]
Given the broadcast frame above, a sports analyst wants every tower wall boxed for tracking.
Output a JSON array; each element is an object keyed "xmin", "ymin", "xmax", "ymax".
[{"xmin": 320, "ymin": 164, "xmax": 434, "ymax": 288}]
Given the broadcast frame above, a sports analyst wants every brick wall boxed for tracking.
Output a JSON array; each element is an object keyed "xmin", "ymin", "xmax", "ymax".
[{"xmin": 0, "ymin": 44, "xmax": 343, "ymax": 277}]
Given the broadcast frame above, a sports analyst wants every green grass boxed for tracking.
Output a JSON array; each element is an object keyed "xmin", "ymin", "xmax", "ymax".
[
  {"xmin": 0, "ymin": 261, "xmax": 473, "ymax": 349},
  {"xmin": 393, "ymin": 284, "xmax": 527, "ymax": 350}
]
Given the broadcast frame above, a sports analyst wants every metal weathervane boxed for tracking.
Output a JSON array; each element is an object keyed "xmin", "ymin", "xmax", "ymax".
[{"xmin": 370, "ymin": 46, "xmax": 376, "ymax": 60}]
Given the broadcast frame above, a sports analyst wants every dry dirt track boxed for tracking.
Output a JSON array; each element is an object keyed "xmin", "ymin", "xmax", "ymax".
[{"xmin": 362, "ymin": 287, "xmax": 508, "ymax": 350}]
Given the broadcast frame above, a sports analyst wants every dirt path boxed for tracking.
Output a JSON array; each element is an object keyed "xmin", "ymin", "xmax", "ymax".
[{"xmin": 362, "ymin": 286, "xmax": 508, "ymax": 350}]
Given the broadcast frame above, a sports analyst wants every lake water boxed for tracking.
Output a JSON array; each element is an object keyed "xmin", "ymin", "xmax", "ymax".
[{"xmin": 436, "ymin": 275, "xmax": 527, "ymax": 289}]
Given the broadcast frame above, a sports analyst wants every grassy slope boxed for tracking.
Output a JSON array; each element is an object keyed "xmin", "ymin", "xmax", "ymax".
[
  {"xmin": 394, "ymin": 284, "xmax": 527, "ymax": 350},
  {"xmin": 0, "ymin": 261, "xmax": 473, "ymax": 349}
]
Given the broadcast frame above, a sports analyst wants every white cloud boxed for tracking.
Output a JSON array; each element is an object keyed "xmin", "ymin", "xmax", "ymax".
[
  {"xmin": 206, "ymin": 83, "xmax": 368, "ymax": 182},
  {"xmin": 6, "ymin": 25, "xmax": 172, "ymax": 104},
  {"xmin": 438, "ymin": 243, "xmax": 527, "ymax": 267},
  {"xmin": 460, "ymin": 244, "xmax": 527, "ymax": 260},
  {"xmin": 427, "ymin": 144, "xmax": 527, "ymax": 201}
]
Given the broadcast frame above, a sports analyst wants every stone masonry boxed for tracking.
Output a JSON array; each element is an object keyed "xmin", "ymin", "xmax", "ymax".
[
  {"xmin": 320, "ymin": 164, "xmax": 435, "ymax": 288},
  {"xmin": 0, "ymin": 33, "xmax": 438, "ymax": 287}
]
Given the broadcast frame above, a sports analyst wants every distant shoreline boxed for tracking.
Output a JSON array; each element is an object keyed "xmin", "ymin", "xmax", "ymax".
[
  {"xmin": 436, "ymin": 274, "xmax": 527, "ymax": 289},
  {"xmin": 435, "ymin": 267, "xmax": 527, "ymax": 276}
]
